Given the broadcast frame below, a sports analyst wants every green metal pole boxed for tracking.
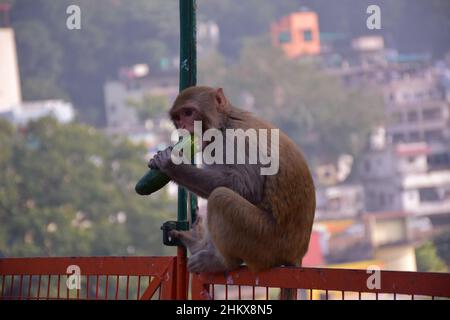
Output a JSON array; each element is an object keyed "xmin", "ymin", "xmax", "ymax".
[
  {"xmin": 177, "ymin": 0, "xmax": 197, "ymax": 300},
  {"xmin": 178, "ymin": 0, "xmax": 198, "ymax": 227}
]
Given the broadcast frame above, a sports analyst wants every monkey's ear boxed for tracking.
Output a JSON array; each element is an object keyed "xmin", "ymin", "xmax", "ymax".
[{"xmin": 215, "ymin": 88, "xmax": 228, "ymax": 112}]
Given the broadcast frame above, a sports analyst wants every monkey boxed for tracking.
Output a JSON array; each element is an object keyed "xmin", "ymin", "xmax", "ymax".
[{"xmin": 149, "ymin": 86, "xmax": 316, "ymax": 278}]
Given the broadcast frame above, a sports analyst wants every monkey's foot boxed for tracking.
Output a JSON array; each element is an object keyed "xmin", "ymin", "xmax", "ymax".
[
  {"xmin": 170, "ymin": 229, "xmax": 206, "ymax": 255},
  {"xmin": 188, "ymin": 249, "xmax": 228, "ymax": 273}
]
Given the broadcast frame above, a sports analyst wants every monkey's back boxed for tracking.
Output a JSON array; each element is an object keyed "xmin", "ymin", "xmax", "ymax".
[{"xmin": 231, "ymin": 108, "xmax": 316, "ymax": 263}]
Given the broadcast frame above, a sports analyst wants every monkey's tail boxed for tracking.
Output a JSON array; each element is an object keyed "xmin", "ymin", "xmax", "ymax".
[{"xmin": 280, "ymin": 288, "xmax": 297, "ymax": 300}]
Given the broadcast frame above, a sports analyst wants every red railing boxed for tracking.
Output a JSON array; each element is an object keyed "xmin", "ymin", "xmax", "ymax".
[
  {"xmin": 0, "ymin": 257, "xmax": 176, "ymax": 300},
  {"xmin": 191, "ymin": 266, "xmax": 450, "ymax": 300},
  {"xmin": 1, "ymin": 256, "xmax": 450, "ymax": 300}
]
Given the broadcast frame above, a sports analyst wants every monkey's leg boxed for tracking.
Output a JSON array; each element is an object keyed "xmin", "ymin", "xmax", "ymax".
[
  {"xmin": 187, "ymin": 240, "xmax": 233, "ymax": 273},
  {"xmin": 207, "ymin": 187, "xmax": 278, "ymax": 272},
  {"xmin": 170, "ymin": 216, "xmax": 207, "ymax": 255}
]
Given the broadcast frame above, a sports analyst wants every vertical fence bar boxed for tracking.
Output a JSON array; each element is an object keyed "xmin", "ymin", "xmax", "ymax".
[
  {"xmin": 137, "ymin": 275, "xmax": 141, "ymax": 299},
  {"xmin": 37, "ymin": 275, "xmax": 41, "ymax": 300},
  {"xmin": 115, "ymin": 276, "xmax": 119, "ymax": 300},
  {"xmin": 9, "ymin": 275, "xmax": 14, "ymax": 298},
  {"xmin": 27, "ymin": 275, "xmax": 32, "ymax": 299},
  {"xmin": 1, "ymin": 275, "xmax": 5, "ymax": 298},
  {"xmin": 126, "ymin": 276, "xmax": 130, "ymax": 300},
  {"xmin": 95, "ymin": 275, "xmax": 99, "ymax": 300},
  {"xmin": 86, "ymin": 276, "xmax": 89, "ymax": 299},
  {"xmin": 18, "ymin": 275, "xmax": 23, "ymax": 300},
  {"xmin": 105, "ymin": 275, "xmax": 109, "ymax": 300},
  {"xmin": 47, "ymin": 275, "xmax": 51, "ymax": 300},
  {"xmin": 57, "ymin": 275, "xmax": 61, "ymax": 299}
]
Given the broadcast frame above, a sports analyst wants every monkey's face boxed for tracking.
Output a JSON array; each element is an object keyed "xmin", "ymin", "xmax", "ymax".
[
  {"xmin": 170, "ymin": 86, "xmax": 228, "ymax": 135},
  {"xmin": 170, "ymin": 104, "xmax": 202, "ymax": 133}
]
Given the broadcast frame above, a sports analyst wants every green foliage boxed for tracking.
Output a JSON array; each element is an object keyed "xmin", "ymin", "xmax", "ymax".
[
  {"xmin": 0, "ymin": 118, "xmax": 176, "ymax": 257},
  {"xmin": 199, "ymin": 38, "xmax": 384, "ymax": 163},
  {"xmin": 433, "ymin": 230, "xmax": 450, "ymax": 267},
  {"xmin": 10, "ymin": 0, "xmax": 179, "ymax": 125},
  {"xmin": 416, "ymin": 241, "xmax": 448, "ymax": 273}
]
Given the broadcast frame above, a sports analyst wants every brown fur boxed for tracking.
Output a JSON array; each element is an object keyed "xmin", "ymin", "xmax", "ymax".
[{"xmin": 164, "ymin": 86, "xmax": 316, "ymax": 273}]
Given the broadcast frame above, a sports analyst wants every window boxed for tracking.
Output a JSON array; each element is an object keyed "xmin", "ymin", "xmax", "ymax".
[
  {"xmin": 415, "ymin": 92, "xmax": 424, "ymax": 101},
  {"xmin": 409, "ymin": 131, "xmax": 420, "ymax": 141},
  {"xmin": 422, "ymin": 108, "xmax": 441, "ymax": 121},
  {"xmin": 407, "ymin": 111, "xmax": 418, "ymax": 123},
  {"xmin": 393, "ymin": 133, "xmax": 405, "ymax": 143},
  {"xmin": 388, "ymin": 93, "xmax": 396, "ymax": 103},
  {"xmin": 391, "ymin": 112, "xmax": 403, "ymax": 124},
  {"xmin": 425, "ymin": 130, "xmax": 443, "ymax": 141},
  {"xmin": 364, "ymin": 160, "xmax": 371, "ymax": 172},
  {"xmin": 428, "ymin": 153, "xmax": 450, "ymax": 168},
  {"xmin": 303, "ymin": 30, "xmax": 313, "ymax": 42},
  {"xmin": 419, "ymin": 188, "xmax": 440, "ymax": 202},
  {"xmin": 278, "ymin": 32, "xmax": 291, "ymax": 44}
]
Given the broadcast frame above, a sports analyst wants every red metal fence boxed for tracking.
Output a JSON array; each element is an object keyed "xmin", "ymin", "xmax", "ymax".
[
  {"xmin": 1, "ymin": 256, "xmax": 450, "ymax": 300},
  {"xmin": 0, "ymin": 257, "xmax": 176, "ymax": 300},
  {"xmin": 191, "ymin": 266, "xmax": 450, "ymax": 300}
]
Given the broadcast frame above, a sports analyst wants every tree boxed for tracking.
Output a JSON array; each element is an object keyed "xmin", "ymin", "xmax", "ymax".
[
  {"xmin": 0, "ymin": 117, "xmax": 176, "ymax": 257},
  {"xmin": 416, "ymin": 241, "xmax": 448, "ymax": 273},
  {"xmin": 432, "ymin": 230, "xmax": 450, "ymax": 268},
  {"xmin": 199, "ymin": 38, "xmax": 384, "ymax": 165},
  {"xmin": 10, "ymin": 0, "xmax": 179, "ymax": 125}
]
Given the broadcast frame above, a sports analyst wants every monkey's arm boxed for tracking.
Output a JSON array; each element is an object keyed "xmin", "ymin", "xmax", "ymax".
[
  {"xmin": 164, "ymin": 164, "xmax": 234, "ymax": 198},
  {"xmin": 150, "ymin": 147, "xmax": 263, "ymax": 201}
]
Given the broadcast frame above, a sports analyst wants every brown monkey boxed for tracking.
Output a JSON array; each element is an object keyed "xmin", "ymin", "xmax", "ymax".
[{"xmin": 149, "ymin": 86, "xmax": 316, "ymax": 275}]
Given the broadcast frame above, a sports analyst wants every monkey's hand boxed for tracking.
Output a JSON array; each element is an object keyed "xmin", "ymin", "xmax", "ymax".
[{"xmin": 148, "ymin": 146, "xmax": 173, "ymax": 172}]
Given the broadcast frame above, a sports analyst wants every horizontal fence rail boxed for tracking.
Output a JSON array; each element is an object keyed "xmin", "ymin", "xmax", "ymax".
[
  {"xmin": 1, "ymin": 257, "xmax": 450, "ymax": 300},
  {"xmin": 0, "ymin": 257, "xmax": 176, "ymax": 300},
  {"xmin": 191, "ymin": 266, "xmax": 450, "ymax": 300}
]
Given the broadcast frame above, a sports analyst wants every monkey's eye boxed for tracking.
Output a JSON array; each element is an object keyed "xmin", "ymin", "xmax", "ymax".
[
  {"xmin": 173, "ymin": 115, "xmax": 180, "ymax": 122},
  {"xmin": 184, "ymin": 109, "xmax": 193, "ymax": 117}
]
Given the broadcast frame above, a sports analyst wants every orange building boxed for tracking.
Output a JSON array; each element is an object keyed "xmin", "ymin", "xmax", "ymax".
[{"xmin": 271, "ymin": 10, "xmax": 320, "ymax": 58}]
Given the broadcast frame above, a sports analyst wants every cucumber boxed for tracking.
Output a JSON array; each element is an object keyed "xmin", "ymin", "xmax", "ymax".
[{"xmin": 135, "ymin": 135, "xmax": 196, "ymax": 196}]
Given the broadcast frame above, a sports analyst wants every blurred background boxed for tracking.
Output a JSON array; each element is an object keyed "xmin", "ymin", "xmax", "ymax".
[{"xmin": 0, "ymin": 0, "xmax": 450, "ymax": 273}]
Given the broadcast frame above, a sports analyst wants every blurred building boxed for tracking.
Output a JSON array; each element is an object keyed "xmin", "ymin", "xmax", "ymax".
[
  {"xmin": 0, "ymin": 100, "xmax": 75, "ymax": 124},
  {"xmin": 0, "ymin": 23, "xmax": 75, "ymax": 125},
  {"xmin": 364, "ymin": 212, "xmax": 418, "ymax": 271},
  {"xmin": 197, "ymin": 20, "xmax": 220, "ymax": 57},
  {"xmin": 271, "ymin": 8, "xmax": 320, "ymax": 58},
  {"xmin": 103, "ymin": 66, "xmax": 178, "ymax": 155},
  {"xmin": 359, "ymin": 141, "xmax": 450, "ymax": 226},
  {"xmin": 316, "ymin": 184, "xmax": 365, "ymax": 219},
  {"xmin": 384, "ymin": 75, "xmax": 449, "ymax": 144},
  {"xmin": 0, "ymin": 27, "xmax": 21, "ymax": 113}
]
